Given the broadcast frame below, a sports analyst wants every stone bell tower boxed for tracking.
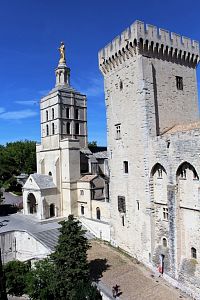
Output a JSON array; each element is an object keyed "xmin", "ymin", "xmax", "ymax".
[{"xmin": 35, "ymin": 43, "xmax": 88, "ymax": 218}]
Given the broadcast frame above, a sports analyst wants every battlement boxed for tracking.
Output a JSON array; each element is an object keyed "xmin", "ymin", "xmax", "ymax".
[{"xmin": 98, "ymin": 20, "xmax": 199, "ymax": 73}]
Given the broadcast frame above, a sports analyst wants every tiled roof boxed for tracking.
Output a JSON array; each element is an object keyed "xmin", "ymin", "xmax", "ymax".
[
  {"xmin": 31, "ymin": 174, "xmax": 56, "ymax": 189},
  {"xmin": 93, "ymin": 151, "xmax": 108, "ymax": 159},
  {"xmin": 163, "ymin": 121, "xmax": 200, "ymax": 135},
  {"xmin": 79, "ymin": 175, "xmax": 98, "ymax": 182}
]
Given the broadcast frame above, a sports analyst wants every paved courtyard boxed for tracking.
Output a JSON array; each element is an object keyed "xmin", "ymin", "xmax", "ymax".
[{"xmin": 88, "ymin": 240, "xmax": 191, "ymax": 300}]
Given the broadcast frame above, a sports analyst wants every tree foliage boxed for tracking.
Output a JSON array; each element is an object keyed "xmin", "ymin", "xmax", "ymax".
[
  {"xmin": 4, "ymin": 216, "xmax": 102, "ymax": 300},
  {"xmin": 0, "ymin": 140, "xmax": 36, "ymax": 190},
  {"xmin": 0, "ymin": 249, "xmax": 8, "ymax": 300},
  {"xmin": 88, "ymin": 140, "xmax": 97, "ymax": 147},
  {"xmin": 51, "ymin": 215, "xmax": 99, "ymax": 300},
  {"xmin": 25, "ymin": 259, "xmax": 55, "ymax": 300},
  {"xmin": 4, "ymin": 260, "xmax": 30, "ymax": 296}
]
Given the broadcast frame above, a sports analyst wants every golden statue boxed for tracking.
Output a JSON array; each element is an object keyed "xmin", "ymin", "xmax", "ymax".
[{"xmin": 58, "ymin": 42, "xmax": 66, "ymax": 64}]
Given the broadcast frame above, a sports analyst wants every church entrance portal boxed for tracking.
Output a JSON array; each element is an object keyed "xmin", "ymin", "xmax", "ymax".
[{"xmin": 27, "ymin": 193, "xmax": 37, "ymax": 214}]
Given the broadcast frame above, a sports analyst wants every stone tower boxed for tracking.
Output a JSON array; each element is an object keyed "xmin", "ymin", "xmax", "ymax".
[
  {"xmin": 34, "ymin": 44, "xmax": 88, "ymax": 218},
  {"xmin": 98, "ymin": 21, "xmax": 199, "ymax": 263}
]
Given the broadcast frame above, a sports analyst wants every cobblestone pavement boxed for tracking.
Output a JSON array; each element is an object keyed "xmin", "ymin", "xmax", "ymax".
[{"xmin": 88, "ymin": 240, "xmax": 191, "ymax": 300}]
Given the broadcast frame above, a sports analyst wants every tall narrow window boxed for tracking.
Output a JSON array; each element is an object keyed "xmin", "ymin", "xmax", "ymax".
[
  {"xmin": 163, "ymin": 238, "xmax": 167, "ymax": 247},
  {"xmin": 96, "ymin": 207, "xmax": 101, "ymax": 220},
  {"xmin": 118, "ymin": 196, "xmax": 126, "ymax": 213},
  {"xmin": 52, "ymin": 123, "xmax": 55, "ymax": 135},
  {"xmin": 46, "ymin": 124, "xmax": 49, "ymax": 136},
  {"xmin": 163, "ymin": 207, "xmax": 169, "ymax": 221},
  {"xmin": 46, "ymin": 111, "xmax": 48, "ymax": 121},
  {"xmin": 75, "ymin": 108, "xmax": 79, "ymax": 119},
  {"xmin": 123, "ymin": 161, "xmax": 128, "ymax": 173},
  {"xmin": 176, "ymin": 76, "xmax": 183, "ymax": 90},
  {"xmin": 115, "ymin": 124, "xmax": 121, "ymax": 140},
  {"xmin": 158, "ymin": 167, "xmax": 162, "ymax": 178},
  {"xmin": 120, "ymin": 80, "xmax": 123, "ymax": 91},
  {"xmin": 52, "ymin": 108, "xmax": 55, "ymax": 119},
  {"xmin": 81, "ymin": 205, "xmax": 84, "ymax": 215},
  {"xmin": 191, "ymin": 247, "xmax": 197, "ymax": 259},
  {"xmin": 122, "ymin": 215, "xmax": 125, "ymax": 226},
  {"xmin": 75, "ymin": 123, "xmax": 79, "ymax": 135},
  {"xmin": 66, "ymin": 122, "xmax": 70, "ymax": 134},
  {"xmin": 66, "ymin": 107, "xmax": 70, "ymax": 118}
]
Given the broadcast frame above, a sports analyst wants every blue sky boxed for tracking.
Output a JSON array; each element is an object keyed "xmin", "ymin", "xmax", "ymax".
[{"xmin": 0, "ymin": 0, "xmax": 200, "ymax": 146}]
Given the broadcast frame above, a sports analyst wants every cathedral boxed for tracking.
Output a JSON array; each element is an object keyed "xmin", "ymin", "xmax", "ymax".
[
  {"xmin": 23, "ymin": 20, "xmax": 200, "ymax": 299},
  {"xmin": 23, "ymin": 42, "xmax": 110, "ymax": 238}
]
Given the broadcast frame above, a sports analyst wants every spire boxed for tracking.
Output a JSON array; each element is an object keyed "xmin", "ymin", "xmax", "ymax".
[{"xmin": 55, "ymin": 42, "xmax": 70, "ymax": 87}]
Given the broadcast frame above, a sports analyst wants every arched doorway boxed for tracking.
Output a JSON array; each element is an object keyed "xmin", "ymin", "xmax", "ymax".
[
  {"xmin": 27, "ymin": 193, "xmax": 37, "ymax": 214},
  {"xmin": 50, "ymin": 203, "xmax": 55, "ymax": 218}
]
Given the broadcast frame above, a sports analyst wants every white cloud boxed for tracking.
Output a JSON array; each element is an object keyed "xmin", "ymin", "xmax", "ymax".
[
  {"xmin": 15, "ymin": 100, "xmax": 39, "ymax": 106},
  {"xmin": 0, "ymin": 109, "xmax": 38, "ymax": 120}
]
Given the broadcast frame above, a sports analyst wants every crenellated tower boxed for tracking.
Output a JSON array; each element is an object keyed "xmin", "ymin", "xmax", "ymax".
[{"xmin": 98, "ymin": 21, "xmax": 199, "ymax": 262}]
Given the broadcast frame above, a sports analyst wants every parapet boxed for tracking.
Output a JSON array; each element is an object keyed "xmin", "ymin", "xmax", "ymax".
[{"xmin": 99, "ymin": 20, "xmax": 199, "ymax": 73}]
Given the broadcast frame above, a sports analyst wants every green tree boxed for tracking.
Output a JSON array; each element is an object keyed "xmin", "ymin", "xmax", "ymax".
[
  {"xmin": 0, "ymin": 140, "xmax": 36, "ymax": 191},
  {"xmin": 51, "ymin": 215, "xmax": 102, "ymax": 300},
  {"xmin": 0, "ymin": 249, "xmax": 7, "ymax": 300},
  {"xmin": 26, "ymin": 259, "xmax": 55, "ymax": 300},
  {"xmin": 88, "ymin": 140, "xmax": 97, "ymax": 147},
  {"xmin": 4, "ymin": 260, "xmax": 30, "ymax": 296},
  {"xmin": 8, "ymin": 216, "xmax": 102, "ymax": 300}
]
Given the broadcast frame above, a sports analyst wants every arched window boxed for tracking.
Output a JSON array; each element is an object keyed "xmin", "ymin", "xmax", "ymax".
[
  {"xmin": 191, "ymin": 247, "xmax": 197, "ymax": 259},
  {"xmin": 96, "ymin": 207, "xmax": 101, "ymax": 220},
  {"xmin": 48, "ymin": 171, "xmax": 52, "ymax": 176},
  {"xmin": 176, "ymin": 162, "xmax": 199, "ymax": 180},
  {"xmin": 52, "ymin": 123, "xmax": 55, "ymax": 135},
  {"xmin": 27, "ymin": 193, "xmax": 37, "ymax": 214},
  {"xmin": 50, "ymin": 203, "xmax": 55, "ymax": 218},
  {"xmin": 162, "ymin": 238, "xmax": 167, "ymax": 247},
  {"xmin": 81, "ymin": 205, "xmax": 84, "ymax": 215},
  {"xmin": 46, "ymin": 110, "xmax": 48, "ymax": 121},
  {"xmin": 46, "ymin": 124, "xmax": 49, "ymax": 136},
  {"xmin": 52, "ymin": 108, "xmax": 55, "ymax": 119}
]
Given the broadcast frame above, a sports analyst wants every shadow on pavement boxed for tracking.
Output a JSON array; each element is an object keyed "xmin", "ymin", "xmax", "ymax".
[{"xmin": 89, "ymin": 258, "xmax": 110, "ymax": 282}]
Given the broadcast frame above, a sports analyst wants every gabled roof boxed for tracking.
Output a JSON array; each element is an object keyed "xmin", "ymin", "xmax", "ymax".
[
  {"xmin": 31, "ymin": 173, "xmax": 56, "ymax": 189},
  {"xmin": 93, "ymin": 151, "xmax": 108, "ymax": 159}
]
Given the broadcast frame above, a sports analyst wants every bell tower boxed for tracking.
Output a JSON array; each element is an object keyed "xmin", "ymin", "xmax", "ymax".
[{"xmin": 39, "ymin": 42, "xmax": 88, "ymax": 150}]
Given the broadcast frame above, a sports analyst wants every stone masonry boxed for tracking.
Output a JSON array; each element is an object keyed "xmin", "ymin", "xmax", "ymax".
[{"xmin": 99, "ymin": 20, "xmax": 200, "ymax": 299}]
